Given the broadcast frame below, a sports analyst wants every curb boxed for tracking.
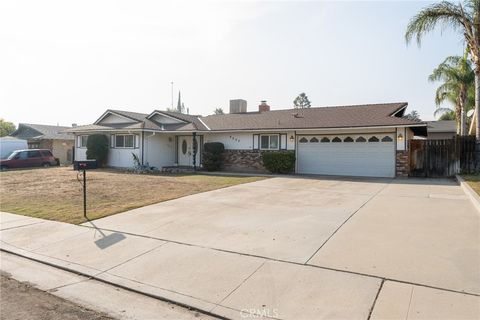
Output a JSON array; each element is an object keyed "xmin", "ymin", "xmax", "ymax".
[{"xmin": 455, "ymin": 175, "xmax": 480, "ymax": 213}]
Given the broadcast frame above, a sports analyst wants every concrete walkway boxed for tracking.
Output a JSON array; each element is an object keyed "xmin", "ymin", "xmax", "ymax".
[{"xmin": 1, "ymin": 176, "xmax": 479, "ymax": 319}]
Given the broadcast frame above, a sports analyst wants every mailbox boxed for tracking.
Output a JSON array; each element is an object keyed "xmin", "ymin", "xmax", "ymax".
[{"xmin": 73, "ymin": 160, "xmax": 97, "ymax": 170}]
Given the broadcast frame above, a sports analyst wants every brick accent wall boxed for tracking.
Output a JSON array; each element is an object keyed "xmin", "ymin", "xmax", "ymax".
[
  {"xmin": 221, "ymin": 150, "xmax": 267, "ymax": 173},
  {"xmin": 396, "ymin": 150, "xmax": 409, "ymax": 177}
]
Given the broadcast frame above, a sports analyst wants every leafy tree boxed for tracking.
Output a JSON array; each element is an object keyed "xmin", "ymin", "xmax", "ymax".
[
  {"xmin": 293, "ymin": 93, "xmax": 311, "ymax": 109},
  {"xmin": 214, "ymin": 108, "xmax": 224, "ymax": 115},
  {"xmin": 439, "ymin": 110, "xmax": 456, "ymax": 120},
  {"xmin": 405, "ymin": 0, "xmax": 480, "ymax": 140},
  {"xmin": 429, "ymin": 55, "xmax": 474, "ymax": 135},
  {"xmin": 0, "ymin": 119, "xmax": 16, "ymax": 137},
  {"xmin": 86, "ymin": 134, "xmax": 109, "ymax": 167},
  {"xmin": 404, "ymin": 110, "xmax": 421, "ymax": 121}
]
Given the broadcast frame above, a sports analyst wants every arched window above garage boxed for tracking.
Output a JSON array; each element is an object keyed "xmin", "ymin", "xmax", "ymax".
[
  {"xmin": 299, "ymin": 137, "xmax": 308, "ymax": 143},
  {"xmin": 356, "ymin": 136, "xmax": 366, "ymax": 142},
  {"xmin": 344, "ymin": 136, "xmax": 354, "ymax": 142},
  {"xmin": 332, "ymin": 137, "xmax": 342, "ymax": 142},
  {"xmin": 382, "ymin": 136, "xmax": 393, "ymax": 142},
  {"xmin": 368, "ymin": 136, "xmax": 379, "ymax": 142},
  {"xmin": 310, "ymin": 137, "xmax": 319, "ymax": 143},
  {"xmin": 321, "ymin": 137, "xmax": 330, "ymax": 143}
]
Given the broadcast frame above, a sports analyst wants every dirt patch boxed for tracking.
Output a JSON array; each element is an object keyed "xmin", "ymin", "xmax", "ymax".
[
  {"xmin": 0, "ymin": 167, "xmax": 264, "ymax": 224},
  {"xmin": 0, "ymin": 273, "xmax": 114, "ymax": 320}
]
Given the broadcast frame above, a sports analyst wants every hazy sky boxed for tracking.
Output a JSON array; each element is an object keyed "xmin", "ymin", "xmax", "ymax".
[{"xmin": 1, "ymin": 1, "xmax": 464, "ymax": 126}]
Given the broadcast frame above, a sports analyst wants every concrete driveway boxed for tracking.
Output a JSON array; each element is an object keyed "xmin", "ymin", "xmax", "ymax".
[{"xmin": 1, "ymin": 176, "xmax": 479, "ymax": 319}]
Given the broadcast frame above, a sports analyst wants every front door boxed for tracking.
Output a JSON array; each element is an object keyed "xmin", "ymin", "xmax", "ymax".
[{"xmin": 177, "ymin": 136, "xmax": 200, "ymax": 166}]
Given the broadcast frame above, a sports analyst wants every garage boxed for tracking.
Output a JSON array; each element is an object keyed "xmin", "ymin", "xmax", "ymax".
[{"xmin": 297, "ymin": 134, "xmax": 395, "ymax": 178}]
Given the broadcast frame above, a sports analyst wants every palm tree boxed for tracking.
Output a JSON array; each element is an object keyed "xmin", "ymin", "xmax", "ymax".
[
  {"xmin": 405, "ymin": 0, "xmax": 480, "ymax": 139},
  {"xmin": 429, "ymin": 55, "xmax": 474, "ymax": 135}
]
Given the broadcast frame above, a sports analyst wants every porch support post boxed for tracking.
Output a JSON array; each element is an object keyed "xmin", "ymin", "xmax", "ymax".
[{"xmin": 192, "ymin": 132, "xmax": 197, "ymax": 171}]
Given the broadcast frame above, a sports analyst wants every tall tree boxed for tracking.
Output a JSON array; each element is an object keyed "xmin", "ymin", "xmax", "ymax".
[
  {"xmin": 293, "ymin": 92, "xmax": 311, "ymax": 109},
  {"xmin": 0, "ymin": 119, "xmax": 16, "ymax": 137},
  {"xmin": 214, "ymin": 108, "xmax": 224, "ymax": 115},
  {"xmin": 404, "ymin": 110, "xmax": 422, "ymax": 121},
  {"xmin": 405, "ymin": 0, "xmax": 480, "ymax": 140},
  {"xmin": 429, "ymin": 55, "xmax": 474, "ymax": 135}
]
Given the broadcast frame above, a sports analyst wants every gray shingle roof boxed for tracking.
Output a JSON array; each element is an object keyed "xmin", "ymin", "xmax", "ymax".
[
  {"xmin": 201, "ymin": 102, "xmax": 422, "ymax": 131},
  {"xmin": 427, "ymin": 120, "xmax": 456, "ymax": 133},
  {"xmin": 11, "ymin": 123, "xmax": 74, "ymax": 140},
  {"xmin": 65, "ymin": 102, "xmax": 425, "ymax": 134}
]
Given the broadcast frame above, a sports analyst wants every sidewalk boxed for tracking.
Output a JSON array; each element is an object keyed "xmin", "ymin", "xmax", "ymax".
[{"xmin": 1, "ymin": 211, "xmax": 479, "ymax": 319}]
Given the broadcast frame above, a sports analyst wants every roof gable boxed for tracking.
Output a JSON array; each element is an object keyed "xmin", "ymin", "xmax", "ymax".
[{"xmin": 147, "ymin": 111, "xmax": 188, "ymax": 124}]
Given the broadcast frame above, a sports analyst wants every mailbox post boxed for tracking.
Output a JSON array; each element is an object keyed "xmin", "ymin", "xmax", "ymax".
[{"xmin": 74, "ymin": 160, "xmax": 97, "ymax": 220}]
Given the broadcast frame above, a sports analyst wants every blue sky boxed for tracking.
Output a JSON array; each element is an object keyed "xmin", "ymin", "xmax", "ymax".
[{"xmin": 0, "ymin": 1, "xmax": 464, "ymax": 126}]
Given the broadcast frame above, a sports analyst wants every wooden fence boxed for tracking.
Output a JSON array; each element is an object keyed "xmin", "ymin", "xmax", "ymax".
[{"xmin": 409, "ymin": 136, "xmax": 476, "ymax": 178}]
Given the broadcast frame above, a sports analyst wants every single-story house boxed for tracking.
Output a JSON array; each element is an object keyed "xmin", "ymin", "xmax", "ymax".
[
  {"xmin": 66, "ymin": 100, "xmax": 427, "ymax": 178},
  {"xmin": 10, "ymin": 123, "xmax": 75, "ymax": 165},
  {"xmin": 426, "ymin": 120, "xmax": 456, "ymax": 139}
]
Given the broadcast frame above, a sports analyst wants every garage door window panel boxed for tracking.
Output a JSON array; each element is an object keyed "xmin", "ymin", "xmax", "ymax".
[
  {"xmin": 356, "ymin": 137, "xmax": 366, "ymax": 142},
  {"xmin": 368, "ymin": 136, "xmax": 379, "ymax": 142},
  {"xmin": 344, "ymin": 137, "xmax": 354, "ymax": 142},
  {"xmin": 310, "ymin": 137, "xmax": 319, "ymax": 143},
  {"xmin": 299, "ymin": 137, "xmax": 308, "ymax": 143},
  {"xmin": 332, "ymin": 137, "xmax": 342, "ymax": 142},
  {"xmin": 321, "ymin": 137, "xmax": 330, "ymax": 143},
  {"xmin": 382, "ymin": 136, "xmax": 393, "ymax": 142}
]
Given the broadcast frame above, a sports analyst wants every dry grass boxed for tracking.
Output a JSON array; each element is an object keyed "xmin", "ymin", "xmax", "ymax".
[
  {"xmin": 461, "ymin": 174, "xmax": 480, "ymax": 195},
  {"xmin": 0, "ymin": 167, "xmax": 264, "ymax": 224}
]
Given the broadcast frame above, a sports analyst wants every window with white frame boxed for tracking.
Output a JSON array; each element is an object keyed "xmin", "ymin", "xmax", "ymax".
[
  {"xmin": 260, "ymin": 134, "xmax": 279, "ymax": 150},
  {"xmin": 114, "ymin": 134, "xmax": 135, "ymax": 148},
  {"xmin": 79, "ymin": 135, "xmax": 88, "ymax": 148}
]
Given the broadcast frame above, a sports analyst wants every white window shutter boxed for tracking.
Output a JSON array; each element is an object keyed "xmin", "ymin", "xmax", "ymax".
[
  {"xmin": 110, "ymin": 135, "xmax": 115, "ymax": 148},
  {"xmin": 135, "ymin": 135, "xmax": 140, "ymax": 148},
  {"xmin": 253, "ymin": 134, "xmax": 259, "ymax": 150},
  {"xmin": 280, "ymin": 134, "xmax": 287, "ymax": 150},
  {"xmin": 77, "ymin": 136, "xmax": 81, "ymax": 147}
]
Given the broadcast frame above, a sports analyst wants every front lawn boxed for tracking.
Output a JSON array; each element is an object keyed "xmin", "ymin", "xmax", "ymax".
[
  {"xmin": 0, "ymin": 167, "xmax": 264, "ymax": 224},
  {"xmin": 461, "ymin": 174, "xmax": 480, "ymax": 195}
]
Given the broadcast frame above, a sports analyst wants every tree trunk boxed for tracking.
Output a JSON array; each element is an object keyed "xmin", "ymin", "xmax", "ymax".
[
  {"xmin": 476, "ymin": 71, "xmax": 480, "ymax": 139},
  {"xmin": 461, "ymin": 108, "xmax": 465, "ymax": 135}
]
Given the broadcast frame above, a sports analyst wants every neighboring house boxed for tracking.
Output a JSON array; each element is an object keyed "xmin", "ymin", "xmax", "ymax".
[
  {"xmin": 66, "ymin": 101, "xmax": 427, "ymax": 178},
  {"xmin": 10, "ymin": 123, "xmax": 75, "ymax": 165},
  {"xmin": 426, "ymin": 120, "xmax": 457, "ymax": 139}
]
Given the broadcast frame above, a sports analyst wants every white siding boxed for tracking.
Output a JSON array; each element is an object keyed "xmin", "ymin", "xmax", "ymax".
[{"xmin": 144, "ymin": 133, "xmax": 175, "ymax": 168}]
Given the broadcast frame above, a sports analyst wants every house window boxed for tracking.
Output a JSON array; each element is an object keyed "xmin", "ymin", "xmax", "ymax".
[
  {"xmin": 115, "ymin": 134, "xmax": 135, "ymax": 148},
  {"xmin": 260, "ymin": 134, "xmax": 279, "ymax": 150},
  {"xmin": 79, "ymin": 135, "xmax": 88, "ymax": 148}
]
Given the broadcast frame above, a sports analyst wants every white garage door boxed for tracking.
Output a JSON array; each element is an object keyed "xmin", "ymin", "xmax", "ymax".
[{"xmin": 297, "ymin": 134, "xmax": 395, "ymax": 178}]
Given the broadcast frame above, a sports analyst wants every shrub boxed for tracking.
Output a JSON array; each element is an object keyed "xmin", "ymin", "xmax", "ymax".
[
  {"xmin": 262, "ymin": 151, "xmax": 295, "ymax": 174},
  {"xmin": 202, "ymin": 142, "xmax": 225, "ymax": 171},
  {"xmin": 86, "ymin": 134, "xmax": 109, "ymax": 167}
]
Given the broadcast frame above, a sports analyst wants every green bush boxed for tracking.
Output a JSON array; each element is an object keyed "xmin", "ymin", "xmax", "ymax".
[
  {"xmin": 262, "ymin": 151, "xmax": 295, "ymax": 174},
  {"xmin": 86, "ymin": 134, "xmax": 109, "ymax": 167},
  {"xmin": 202, "ymin": 142, "xmax": 225, "ymax": 171}
]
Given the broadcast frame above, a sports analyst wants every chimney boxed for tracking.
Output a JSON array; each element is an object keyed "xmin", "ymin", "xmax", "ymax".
[
  {"xmin": 71, "ymin": 123, "xmax": 77, "ymax": 127},
  {"xmin": 229, "ymin": 99, "xmax": 247, "ymax": 114},
  {"xmin": 259, "ymin": 100, "xmax": 270, "ymax": 112}
]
